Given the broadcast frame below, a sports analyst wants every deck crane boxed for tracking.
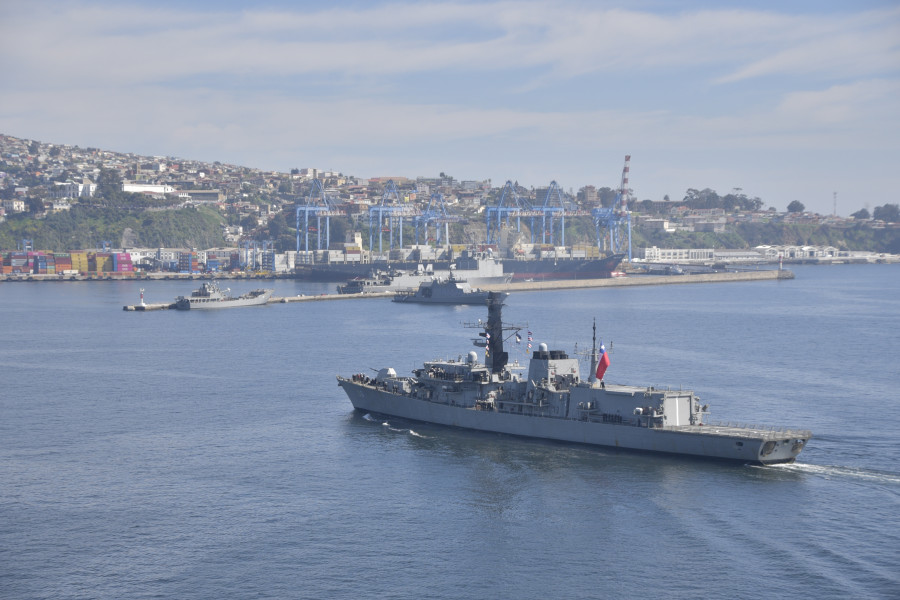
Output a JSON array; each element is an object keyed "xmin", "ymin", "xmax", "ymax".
[
  {"xmin": 368, "ymin": 180, "xmax": 418, "ymax": 254},
  {"xmin": 295, "ymin": 179, "xmax": 343, "ymax": 253},
  {"xmin": 591, "ymin": 155, "xmax": 633, "ymax": 260}
]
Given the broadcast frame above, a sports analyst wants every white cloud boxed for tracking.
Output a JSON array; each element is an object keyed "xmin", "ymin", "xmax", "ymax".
[
  {"xmin": 4, "ymin": 3, "xmax": 897, "ymax": 88},
  {"xmin": 1, "ymin": 1, "xmax": 899, "ymax": 214}
]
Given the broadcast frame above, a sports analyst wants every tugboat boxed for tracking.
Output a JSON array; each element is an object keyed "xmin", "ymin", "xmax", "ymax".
[
  {"xmin": 174, "ymin": 281, "xmax": 273, "ymax": 310},
  {"xmin": 337, "ymin": 293, "xmax": 811, "ymax": 465}
]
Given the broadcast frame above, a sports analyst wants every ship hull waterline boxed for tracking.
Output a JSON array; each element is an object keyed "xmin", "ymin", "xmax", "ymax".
[{"xmin": 337, "ymin": 379, "xmax": 802, "ymax": 465}]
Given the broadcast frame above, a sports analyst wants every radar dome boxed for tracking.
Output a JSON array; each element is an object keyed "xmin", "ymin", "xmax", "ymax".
[
  {"xmin": 538, "ymin": 342, "xmax": 548, "ymax": 352},
  {"xmin": 467, "ymin": 351, "xmax": 478, "ymax": 364}
]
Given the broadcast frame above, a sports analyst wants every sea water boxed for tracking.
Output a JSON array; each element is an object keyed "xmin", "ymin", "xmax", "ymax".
[{"xmin": 2, "ymin": 265, "xmax": 898, "ymax": 599}]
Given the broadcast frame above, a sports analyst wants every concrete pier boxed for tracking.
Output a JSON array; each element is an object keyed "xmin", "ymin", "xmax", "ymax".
[
  {"xmin": 123, "ymin": 302, "xmax": 177, "ymax": 311},
  {"xmin": 125, "ymin": 270, "xmax": 792, "ymax": 309},
  {"xmin": 273, "ymin": 292, "xmax": 395, "ymax": 303}
]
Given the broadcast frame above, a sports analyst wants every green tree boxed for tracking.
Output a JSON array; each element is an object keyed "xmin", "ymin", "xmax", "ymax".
[
  {"xmin": 873, "ymin": 204, "xmax": 900, "ymax": 223},
  {"xmin": 851, "ymin": 208, "xmax": 870, "ymax": 220},
  {"xmin": 25, "ymin": 197, "xmax": 45, "ymax": 213},
  {"xmin": 96, "ymin": 168, "xmax": 123, "ymax": 203},
  {"xmin": 787, "ymin": 200, "xmax": 805, "ymax": 213}
]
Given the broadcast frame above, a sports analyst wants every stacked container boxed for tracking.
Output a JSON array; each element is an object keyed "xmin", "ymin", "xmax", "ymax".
[
  {"xmin": 112, "ymin": 253, "xmax": 134, "ymax": 272},
  {"xmin": 91, "ymin": 252, "xmax": 112, "ymax": 272},
  {"xmin": 70, "ymin": 251, "xmax": 90, "ymax": 273},
  {"xmin": 54, "ymin": 253, "xmax": 73, "ymax": 273},
  {"xmin": 178, "ymin": 251, "xmax": 200, "ymax": 274},
  {"xmin": 7, "ymin": 252, "xmax": 29, "ymax": 273}
]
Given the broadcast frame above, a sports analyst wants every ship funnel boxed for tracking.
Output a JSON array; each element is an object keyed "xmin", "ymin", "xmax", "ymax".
[{"xmin": 485, "ymin": 292, "xmax": 510, "ymax": 374}]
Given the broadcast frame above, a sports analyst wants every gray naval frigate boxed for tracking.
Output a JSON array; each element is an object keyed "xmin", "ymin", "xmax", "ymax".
[{"xmin": 337, "ymin": 293, "xmax": 811, "ymax": 465}]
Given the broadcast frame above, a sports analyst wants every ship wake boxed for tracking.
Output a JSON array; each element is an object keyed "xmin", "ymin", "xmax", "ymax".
[{"xmin": 768, "ymin": 462, "xmax": 900, "ymax": 485}]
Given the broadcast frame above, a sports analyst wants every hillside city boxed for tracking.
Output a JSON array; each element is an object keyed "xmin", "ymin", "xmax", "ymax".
[{"xmin": 1, "ymin": 133, "xmax": 898, "ymax": 276}]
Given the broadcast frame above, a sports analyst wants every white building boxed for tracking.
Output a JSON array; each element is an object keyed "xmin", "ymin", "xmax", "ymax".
[
  {"xmin": 122, "ymin": 182, "xmax": 176, "ymax": 194},
  {"xmin": 642, "ymin": 247, "xmax": 714, "ymax": 261},
  {"xmin": 52, "ymin": 178, "xmax": 96, "ymax": 199},
  {"xmin": 2, "ymin": 199, "xmax": 25, "ymax": 213}
]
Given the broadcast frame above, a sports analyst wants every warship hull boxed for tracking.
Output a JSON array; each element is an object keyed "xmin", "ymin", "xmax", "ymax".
[
  {"xmin": 392, "ymin": 278, "xmax": 490, "ymax": 304},
  {"xmin": 338, "ymin": 380, "xmax": 806, "ymax": 465}
]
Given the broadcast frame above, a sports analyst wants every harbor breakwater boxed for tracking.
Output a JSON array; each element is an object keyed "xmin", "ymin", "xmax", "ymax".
[{"xmin": 123, "ymin": 270, "xmax": 792, "ymax": 310}]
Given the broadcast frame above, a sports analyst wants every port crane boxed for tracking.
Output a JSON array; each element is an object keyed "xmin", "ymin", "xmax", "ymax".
[
  {"xmin": 591, "ymin": 155, "xmax": 633, "ymax": 260},
  {"xmin": 413, "ymin": 192, "xmax": 462, "ymax": 246},
  {"xmin": 485, "ymin": 180, "xmax": 587, "ymax": 246},
  {"xmin": 295, "ymin": 179, "xmax": 343, "ymax": 253},
  {"xmin": 485, "ymin": 181, "xmax": 535, "ymax": 245},
  {"xmin": 536, "ymin": 180, "xmax": 590, "ymax": 247},
  {"xmin": 368, "ymin": 180, "xmax": 418, "ymax": 253},
  {"xmin": 241, "ymin": 239, "xmax": 275, "ymax": 271}
]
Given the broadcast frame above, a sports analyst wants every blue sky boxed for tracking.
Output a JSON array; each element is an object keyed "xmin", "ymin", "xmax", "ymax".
[{"xmin": 2, "ymin": 1, "xmax": 898, "ymax": 215}]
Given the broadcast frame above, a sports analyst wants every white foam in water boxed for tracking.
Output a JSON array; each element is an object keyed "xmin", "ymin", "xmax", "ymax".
[
  {"xmin": 374, "ymin": 417, "xmax": 428, "ymax": 438},
  {"xmin": 773, "ymin": 462, "xmax": 900, "ymax": 484}
]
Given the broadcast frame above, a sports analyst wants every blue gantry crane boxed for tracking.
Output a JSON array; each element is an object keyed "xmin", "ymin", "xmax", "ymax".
[
  {"xmin": 484, "ymin": 181, "xmax": 539, "ymax": 245},
  {"xmin": 535, "ymin": 181, "xmax": 589, "ymax": 247},
  {"xmin": 368, "ymin": 180, "xmax": 418, "ymax": 254},
  {"xmin": 240, "ymin": 239, "xmax": 274, "ymax": 271},
  {"xmin": 413, "ymin": 191, "xmax": 462, "ymax": 246},
  {"xmin": 591, "ymin": 155, "xmax": 633, "ymax": 260},
  {"xmin": 296, "ymin": 179, "xmax": 343, "ymax": 253},
  {"xmin": 485, "ymin": 180, "xmax": 587, "ymax": 246}
]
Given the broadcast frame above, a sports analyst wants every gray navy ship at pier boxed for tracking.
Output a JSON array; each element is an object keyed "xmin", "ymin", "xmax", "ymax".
[
  {"xmin": 392, "ymin": 275, "xmax": 491, "ymax": 305},
  {"xmin": 337, "ymin": 293, "xmax": 811, "ymax": 464},
  {"xmin": 174, "ymin": 281, "xmax": 273, "ymax": 310}
]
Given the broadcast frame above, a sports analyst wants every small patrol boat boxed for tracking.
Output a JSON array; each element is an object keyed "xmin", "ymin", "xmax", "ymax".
[{"xmin": 337, "ymin": 292, "xmax": 811, "ymax": 464}]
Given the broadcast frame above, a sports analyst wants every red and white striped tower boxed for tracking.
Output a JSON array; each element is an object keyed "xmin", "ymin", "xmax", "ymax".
[{"xmin": 618, "ymin": 155, "xmax": 631, "ymax": 214}]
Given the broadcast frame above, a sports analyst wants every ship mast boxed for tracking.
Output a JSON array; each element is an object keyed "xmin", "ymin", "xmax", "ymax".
[{"xmin": 589, "ymin": 319, "xmax": 598, "ymax": 383}]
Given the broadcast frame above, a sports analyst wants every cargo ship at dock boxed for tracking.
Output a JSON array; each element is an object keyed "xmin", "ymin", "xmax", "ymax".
[
  {"xmin": 500, "ymin": 253, "xmax": 625, "ymax": 281},
  {"xmin": 296, "ymin": 249, "xmax": 625, "ymax": 282}
]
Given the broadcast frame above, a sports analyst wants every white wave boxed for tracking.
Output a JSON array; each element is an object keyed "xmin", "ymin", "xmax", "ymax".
[
  {"xmin": 773, "ymin": 462, "xmax": 900, "ymax": 484},
  {"xmin": 363, "ymin": 413, "xmax": 376, "ymax": 421},
  {"xmin": 375, "ymin": 418, "xmax": 428, "ymax": 438},
  {"xmin": 381, "ymin": 421, "xmax": 406, "ymax": 433}
]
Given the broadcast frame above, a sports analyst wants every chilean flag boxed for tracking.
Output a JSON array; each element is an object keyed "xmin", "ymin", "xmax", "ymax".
[{"xmin": 596, "ymin": 342, "xmax": 610, "ymax": 380}]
